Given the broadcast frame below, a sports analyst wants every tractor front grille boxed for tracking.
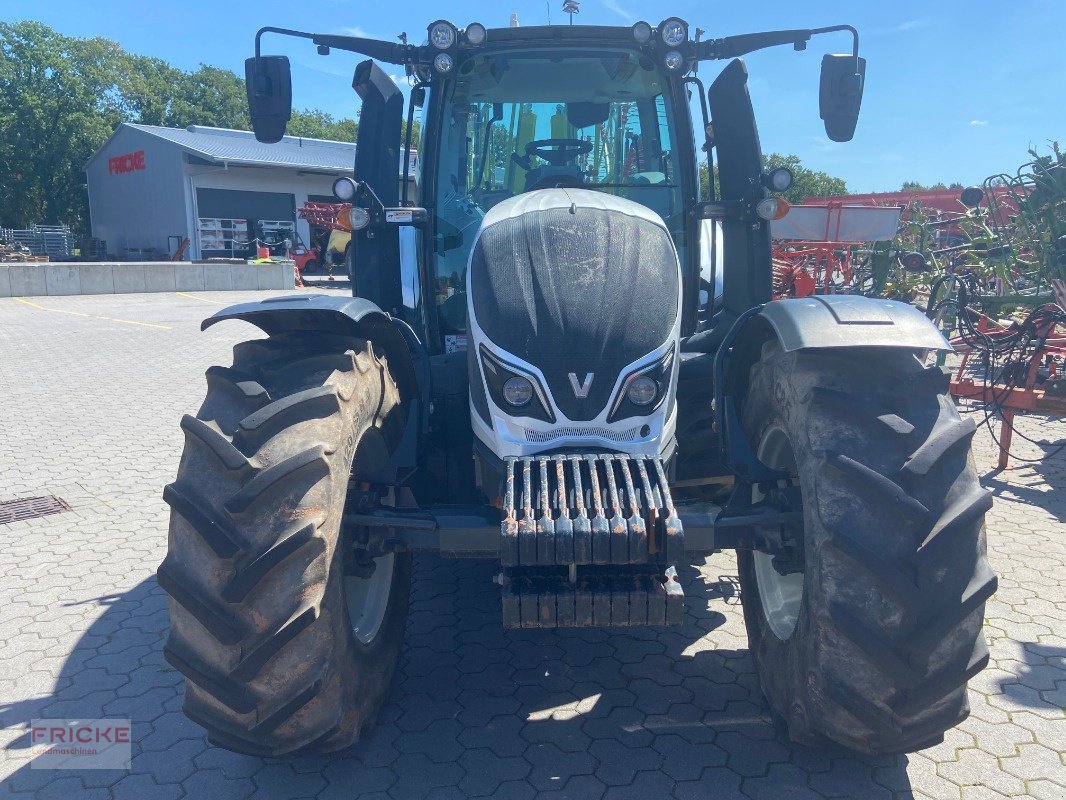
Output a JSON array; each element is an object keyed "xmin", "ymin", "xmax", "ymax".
[
  {"xmin": 524, "ymin": 425, "xmax": 642, "ymax": 444},
  {"xmin": 500, "ymin": 453, "xmax": 684, "ymax": 567}
]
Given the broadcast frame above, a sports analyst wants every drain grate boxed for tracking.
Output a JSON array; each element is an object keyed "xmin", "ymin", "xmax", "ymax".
[{"xmin": 0, "ymin": 495, "xmax": 71, "ymax": 525}]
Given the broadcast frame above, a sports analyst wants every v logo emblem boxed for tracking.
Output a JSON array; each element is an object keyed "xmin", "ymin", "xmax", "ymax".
[{"xmin": 568, "ymin": 372, "xmax": 594, "ymax": 398}]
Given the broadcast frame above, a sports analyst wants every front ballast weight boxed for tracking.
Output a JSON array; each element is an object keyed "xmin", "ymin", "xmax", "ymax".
[{"xmin": 498, "ymin": 453, "xmax": 685, "ymax": 629}]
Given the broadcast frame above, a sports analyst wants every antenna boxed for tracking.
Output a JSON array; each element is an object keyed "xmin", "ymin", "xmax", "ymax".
[{"xmin": 563, "ymin": 1, "xmax": 580, "ymax": 26}]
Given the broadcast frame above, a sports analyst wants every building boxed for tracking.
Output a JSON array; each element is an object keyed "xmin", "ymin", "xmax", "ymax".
[{"xmin": 86, "ymin": 124, "xmax": 406, "ymax": 261}]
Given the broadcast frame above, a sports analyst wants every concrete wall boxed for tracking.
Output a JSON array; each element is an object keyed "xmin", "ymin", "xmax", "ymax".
[
  {"xmin": 0, "ymin": 262, "xmax": 295, "ymax": 298},
  {"xmin": 86, "ymin": 127, "xmax": 189, "ymax": 259}
]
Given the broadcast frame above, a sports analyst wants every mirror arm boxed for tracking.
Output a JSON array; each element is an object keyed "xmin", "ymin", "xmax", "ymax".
[
  {"xmin": 254, "ymin": 26, "xmax": 415, "ymax": 66},
  {"xmin": 354, "ymin": 182, "xmax": 429, "ymax": 228},
  {"xmin": 254, "ymin": 26, "xmax": 313, "ymax": 58},
  {"xmin": 311, "ymin": 34, "xmax": 416, "ymax": 65},
  {"xmin": 698, "ymin": 24, "xmax": 859, "ymax": 66}
]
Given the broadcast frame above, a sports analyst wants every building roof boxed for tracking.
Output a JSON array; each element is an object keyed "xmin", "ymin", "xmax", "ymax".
[{"xmin": 92, "ymin": 123, "xmax": 357, "ymax": 172}]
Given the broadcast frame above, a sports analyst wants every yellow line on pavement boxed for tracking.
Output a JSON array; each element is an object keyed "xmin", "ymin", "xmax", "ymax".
[
  {"xmin": 95, "ymin": 315, "xmax": 171, "ymax": 330},
  {"xmin": 176, "ymin": 291, "xmax": 225, "ymax": 305},
  {"xmin": 14, "ymin": 297, "xmax": 92, "ymax": 318},
  {"xmin": 14, "ymin": 297, "xmax": 172, "ymax": 330}
]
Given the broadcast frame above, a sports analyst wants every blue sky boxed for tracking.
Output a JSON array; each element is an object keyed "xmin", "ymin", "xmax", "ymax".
[{"xmin": 5, "ymin": 0, "xmax": 1060, "ymax": 192}]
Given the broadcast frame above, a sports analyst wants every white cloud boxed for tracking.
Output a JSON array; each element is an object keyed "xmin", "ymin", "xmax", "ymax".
[
  {"xmin": 970, "ymin": 119, "xmax": 989, "ymax": 126},
  {"xmin": 295, "ymin": 59, "xmax": 352, "ymax": 78},
  {"xmin": 601, "ymin": 1, "xmax": 633, "ymax": 21},
  {"xmin": 335, "ymin": 26, "xmax": 371, "ymax": 38},
  {"xmin": 868, "ymin": 19, "xmax": 930, "ymax": 36}
]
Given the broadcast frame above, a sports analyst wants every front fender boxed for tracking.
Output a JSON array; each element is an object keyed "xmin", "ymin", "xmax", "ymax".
[
  {"xmin": 759, "ymin": 295, "xmax": 950, "ymax": 352},
  {"xmin": 716, "ymin": 296, "xmax": 950, "ymax": 480},
  {"xmin": 201, "ymin": 294, "xmax": 420, "ymax": 406}
]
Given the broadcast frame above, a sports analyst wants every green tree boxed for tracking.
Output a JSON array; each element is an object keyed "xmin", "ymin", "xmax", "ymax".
[
  {"xmin": 119, "ymin": 54, "xmax": 183, "ymax": 126},
  {"xmin": 0, "ymin": 21, "xmax": 365, "ymax": 235},
  {"xmin": 698, "ymin": 153, "xmax": 847, "ymax": 203},
  {"xmin": 0, "ymin": 21, "xmax": 127, "ymax": 230},
  {"xmin": 289, "ymin": 109, "xmax": 358, "ymax": 142},
  {"xmin": 763, "ymin": 153, "xmax": 847, "ymax": 202},
  {"xmin": 166, "ymin": 65, "xmax": 250, "ymax": 130},
  {"xmin": 900, "ymin": 180, "xmax": 964, "ymax": 191}
]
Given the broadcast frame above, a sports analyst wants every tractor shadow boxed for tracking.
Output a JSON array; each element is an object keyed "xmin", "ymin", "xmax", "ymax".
[
  {"xmin": 971, "ymin": 407, "xmax": 1066, "ymax": 523},
  {"xmin": 993, "ymin": 642, "xmax": 1066, "ymax": 711},
  {"xmin": 2, "ymin": 561, "xmax": 915, "ymax": 799},
  {"xmin": 300, "ymin": 274, "xmax": 352, "ymax": 292}
]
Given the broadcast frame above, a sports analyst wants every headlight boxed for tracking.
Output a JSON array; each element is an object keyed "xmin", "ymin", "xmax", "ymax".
[
  {"xmin": 608, "ymin": 347, "xmax": 674, "ymax": 423},
  {"xmin": 502, "ymin": 376, "xmax": 533, "ymax": 407},
  {"xmin": 663, "ymin": 50, "xmax": 684, "ymax": 71},
  {"xmin": 764, "ymin": 167, "xmax": 794, "ymax": 192},
  {"xmin": 332, "ymin": 177, "xmax": 357, "ymax": 201},
  {"xmin": 433, "ymin": 53, "xmax": 454, "ymax": 74},
  {"xmin": 626, "ymin": 376, "xmax": 658, "ymax": 406},
  {"xmin": 348, "ymin": 206, "xmax": 371, "ymax": 231},
  {"xmin": 429, "ymin": 21, "xmax": 457, "ymax": 49},
  {"xmin": 660, "ymin": 18, "xmax": 687, "ymax": 47},
  {"xmin": 632, "ymin": 21, "xmax": 653, "ymax": 44},
  {"xmin": 465, "ymin": 22, "xmax": 487, "ymax": 45},
  {"xmin": 480, "ymin": 347, "xmax": 555, "ymax": 423}
]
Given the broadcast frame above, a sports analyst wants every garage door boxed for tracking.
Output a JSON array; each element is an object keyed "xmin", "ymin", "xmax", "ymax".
[{"xmin": 196, "ymin": 188, "xmax": 295, "ymax": 257}]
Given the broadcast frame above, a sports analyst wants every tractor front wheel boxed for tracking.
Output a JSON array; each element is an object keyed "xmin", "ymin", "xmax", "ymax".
[
  {"xmin": 159, "ymin": 330, "xmax": 410, "ymax": 756},
  {"xmin": 737, "ymin": 343, "xmax": 995, "ymax": 754}
]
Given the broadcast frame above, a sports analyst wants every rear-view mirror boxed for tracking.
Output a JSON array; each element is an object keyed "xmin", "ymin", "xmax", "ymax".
[
  {"xmin": 567, "ymin": 102, "xmax": 611, "ymax": 130},
  {"xmin": 244, "ymin": 55, "xmax": 292, "ymax": 143},
  {"xmin": 819, "ymin": 53, "xmax": 866, "ymax": 142}
]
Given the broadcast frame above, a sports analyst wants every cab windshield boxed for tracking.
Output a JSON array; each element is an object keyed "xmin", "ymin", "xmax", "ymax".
[{"xmin": 432, "ymin": 48, "xmax": 685, "ymax": 337}]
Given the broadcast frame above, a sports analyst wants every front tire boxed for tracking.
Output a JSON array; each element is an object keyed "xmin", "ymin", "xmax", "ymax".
[
  {"xmin": 738, "ymin": 343, "xmax": 996, "ymax": 754},
  {"xmin": 159, "ymin": 331, "xmax": 409, "ymax": 756}
]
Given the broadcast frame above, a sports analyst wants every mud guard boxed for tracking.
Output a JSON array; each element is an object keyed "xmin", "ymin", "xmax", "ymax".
[
  {"xmin": 758, "ymin": 295, "xmax": 952, "ymax": 352},
  {"xmin": 716, "ymin": 295, "xmax": 950, "ymax": 480},
  {"xmin": 201, "ymin": 294, "xmax": 424, "ymax": 462}
]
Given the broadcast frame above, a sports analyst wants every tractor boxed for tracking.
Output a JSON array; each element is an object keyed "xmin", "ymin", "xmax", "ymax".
[{"xmin": 159, "ymin": 15, "xmax": 996, "ymax": 758}]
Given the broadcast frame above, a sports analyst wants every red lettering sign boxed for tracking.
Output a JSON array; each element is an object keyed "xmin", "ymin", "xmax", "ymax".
[{"xmin": 108, "ymin": 150, "xmax": 146, "ymax": 175}]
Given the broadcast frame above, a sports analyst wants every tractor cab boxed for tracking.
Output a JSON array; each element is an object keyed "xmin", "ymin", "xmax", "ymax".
[
  {"xmin": 429, "ymin": 45, "xmax": 688, "ymax": 342},
  {"xmin": 242, "ymin": 19, "xmax": 867, "ymax": 360}
]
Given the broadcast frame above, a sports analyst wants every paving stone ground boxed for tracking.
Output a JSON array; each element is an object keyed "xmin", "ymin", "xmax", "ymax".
[{"xmin": 0, "ymin": 289, "xmax": 1063, "ymax": 800}]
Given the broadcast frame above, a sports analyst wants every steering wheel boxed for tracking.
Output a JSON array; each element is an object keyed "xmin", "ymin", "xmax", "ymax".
[{"xmin": 524, "ymin": 138, "xmax": 592, "ymax": 167}]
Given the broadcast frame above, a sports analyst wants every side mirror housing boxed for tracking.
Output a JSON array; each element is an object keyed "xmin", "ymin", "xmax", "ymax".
[
  {"xmin": 819, "ymin": 53, "xmax": 866, "ymax": 142},
  {"xmin": 244, "ymin": 55, "xmax": 292, "ymax": 143}
]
